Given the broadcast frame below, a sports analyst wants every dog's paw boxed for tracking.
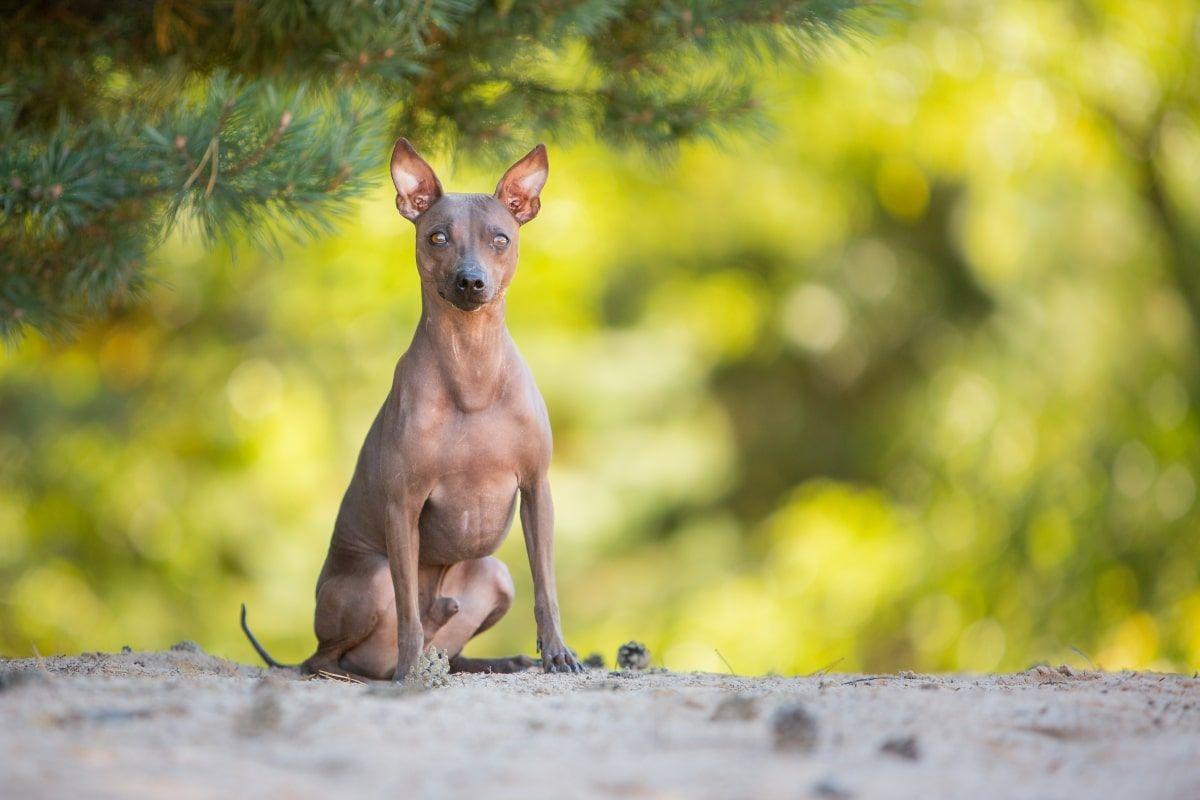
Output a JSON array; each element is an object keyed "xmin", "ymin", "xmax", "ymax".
[
  {"xmin": 537, "ymin": 637, "xmax": 583, "ymax": 674},
  {"xmin": 507, "ymin": 654, "xmax": 539, "ymax": 672}
]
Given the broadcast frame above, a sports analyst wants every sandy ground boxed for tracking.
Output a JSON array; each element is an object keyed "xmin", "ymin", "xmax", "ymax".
[{"xmin": 2, "ymin": 646, "xmax": 1198, "ymax": 799}]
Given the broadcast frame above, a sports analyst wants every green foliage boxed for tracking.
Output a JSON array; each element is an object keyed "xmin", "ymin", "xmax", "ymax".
[
  {"xmin": 0, "ymin": 0, "xmax": 882, "ymax": 338},
  {"xmin": 1, "ymin": 79, "xmax": 380, "ymax": 337}
]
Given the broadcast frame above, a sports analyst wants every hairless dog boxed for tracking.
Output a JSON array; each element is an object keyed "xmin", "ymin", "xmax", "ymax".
[{"xmin": 242, "ymin": 139, "xmax": 581, "ymax": 679}]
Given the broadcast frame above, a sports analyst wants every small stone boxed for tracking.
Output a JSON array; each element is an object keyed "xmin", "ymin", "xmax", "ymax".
[
  {"xmin": 772, "ymin": 702, "xmax": 818, "ymax": 752},
  {"xmin": 1027, "ymin": 664, "xmax": 1067, "ymax": 684},
  {"xmin": 170, "ymin": 640, "xmax": 204, "ymax": 654},
  {"xmin": 711, "ymin": 694, "xmax": 759, "ymax": 722},
  {"xmin": 235, "ymin": 678, "xmax": 283, "ymax": 737},
  {"xmin": 0, "ymin": 668, "xmax": 47, "ymax": 692},
  {"xmin": 366, "ymin": 682, "xmax": 415, "ymax": 699},
  {"xmin": 120, "ymin": 645, "xmax": 133, "ymax": 654},
  {"xmin": 812, "ymin": 778, "xmax": 854, "ymax": 799},
  {"xmin": 616, "ymin": 641, "xmax": 651, "ymax": 671},
  {"xmin": 879, "ymin": 734, "xmax": 920, "ymax": 761}
]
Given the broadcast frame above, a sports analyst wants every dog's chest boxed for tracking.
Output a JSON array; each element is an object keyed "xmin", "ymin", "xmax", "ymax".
[{"xmin": 410, "ymin": 403, "xmax": 531, "ymax": 565}]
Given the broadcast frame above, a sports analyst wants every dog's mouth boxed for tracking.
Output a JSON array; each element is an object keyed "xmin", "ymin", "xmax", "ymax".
[{"xmin": 437, "ymin": 289, "xmax": 486, "ymax": 312}]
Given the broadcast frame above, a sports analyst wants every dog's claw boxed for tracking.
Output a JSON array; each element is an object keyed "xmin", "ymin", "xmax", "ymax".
[{"xmin": 538, "ymin": 641, "xmax": 581, "ymax": 674}]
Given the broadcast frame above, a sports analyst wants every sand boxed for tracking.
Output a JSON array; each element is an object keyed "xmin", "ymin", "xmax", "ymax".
[{"xmin": 2, "ymin": 646, "xmax": 1198, "ymax": 799}]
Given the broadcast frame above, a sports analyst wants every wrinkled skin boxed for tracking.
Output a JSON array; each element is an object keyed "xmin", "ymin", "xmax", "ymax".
[{"xmin": 300, "ymin": 139, "xmax": 581, "ymax": 678}]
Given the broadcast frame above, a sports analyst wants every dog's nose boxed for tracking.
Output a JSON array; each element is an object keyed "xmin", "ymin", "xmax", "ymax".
[{"xmin": 453, "ymin": 267, "xmax": 488, "ymax": 301}]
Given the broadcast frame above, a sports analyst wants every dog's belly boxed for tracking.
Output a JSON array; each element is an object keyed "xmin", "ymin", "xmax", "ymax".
[{"xmin": 417, "ymin": 470, "xmax": 519, "ymax": 565}]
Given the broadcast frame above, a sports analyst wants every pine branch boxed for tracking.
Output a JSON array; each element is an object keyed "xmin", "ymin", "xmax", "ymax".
[
  {"xmin": 0, "ymin": 0, "xmax": 890, "ymax": 338},
  {"xmin": 1, "ymin": 78, "xmax": 381, "ymax": 340}
]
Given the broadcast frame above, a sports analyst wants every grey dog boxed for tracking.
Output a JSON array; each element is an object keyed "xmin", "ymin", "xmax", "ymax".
[{"xmin": 242, "ymin": 139, "xmax": 581, "ymax": 679}]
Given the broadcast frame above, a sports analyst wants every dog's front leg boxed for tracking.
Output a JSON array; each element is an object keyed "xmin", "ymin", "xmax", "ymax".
[
  {"xmin": 520, "ymin": 473, "xmax": 582, "ymax": 673},
  {"xmin": 385, "ymin": 494, "xmax": 425, "ymax": 681}
]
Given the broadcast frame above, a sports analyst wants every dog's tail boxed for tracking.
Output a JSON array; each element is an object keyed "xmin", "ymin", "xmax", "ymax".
[{"xmin": 240, "ymin": 603, "xmax": 295, "ymax": 670}]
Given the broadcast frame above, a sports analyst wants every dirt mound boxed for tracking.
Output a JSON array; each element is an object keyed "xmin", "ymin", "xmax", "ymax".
[{"xmin": 2, "ymin": 643, "xmax": 263, "ymax": 683}]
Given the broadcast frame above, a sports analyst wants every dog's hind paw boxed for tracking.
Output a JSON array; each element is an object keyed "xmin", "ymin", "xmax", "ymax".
[{"xmin": 449, "ymin": 654, "xmax": 537, "ymax": 674}]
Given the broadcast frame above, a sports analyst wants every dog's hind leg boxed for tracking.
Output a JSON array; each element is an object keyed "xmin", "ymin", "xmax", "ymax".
[
  {"xmin": 307, "ymin": 563, "xmax": 396, "ymax": 681},
  {"xmin": 303, "ymin": 648, "xmax": 377, "ymax": 682},
  {"xmin": 426, "ymin": 557, "xmax": 537, "ymax": 673}
]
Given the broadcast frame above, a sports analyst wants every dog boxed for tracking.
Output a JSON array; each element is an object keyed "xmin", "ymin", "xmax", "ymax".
[{"xmin": 242, "ymin": 138, "xmax": 581, "ymax": 679}]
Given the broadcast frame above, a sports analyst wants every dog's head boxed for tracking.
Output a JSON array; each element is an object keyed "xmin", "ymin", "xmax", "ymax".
[{"xmin": 390, "ymin": 138, "xmax": 547, "ymax": 312}]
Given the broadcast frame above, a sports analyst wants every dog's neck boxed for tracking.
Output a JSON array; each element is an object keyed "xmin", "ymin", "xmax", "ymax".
[{"xmin": 417, "ymin": 285, "xmax": 510, "ymax": 412}]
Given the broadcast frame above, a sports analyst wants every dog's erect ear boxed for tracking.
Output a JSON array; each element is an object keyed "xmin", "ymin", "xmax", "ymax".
[
  {"xmin": 495, "ymin": 144, "xmax": 548, "ymax": 225},
  {"xmin": 390, "ymin": 138, "xmax": 443, "ymax": 221}
]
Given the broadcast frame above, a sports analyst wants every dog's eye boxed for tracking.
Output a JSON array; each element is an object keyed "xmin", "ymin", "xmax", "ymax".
[
  {"xmin": 429, "ymin": 231, "xmax": 448, "ymax": 246},
  {"xmin": 492, "ymin": 234, "xmax": 509, "ymax": 248}
]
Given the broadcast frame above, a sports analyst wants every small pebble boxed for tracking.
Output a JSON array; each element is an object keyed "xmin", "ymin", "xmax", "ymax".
[
  {"xmin": 235, "ymin": 678, "xmax": 283, "ymax": 737},
  {"xmin": 0, "ymin": 668, "xmax": 47, "ymax": 692},
  {"xmin": 879, "ymin": 734, "xmax": 920, "ymax": 761},
  {"xmin": 711, "ymin": 694, "xmax": 759, "ymax": 722},
  {"xmin": 772, "ymin": 702, "xmax": 818, "ymax": 752},
  {"xmin": 812, "ymin": 777, "xmax": 854, "ymax": 799}
]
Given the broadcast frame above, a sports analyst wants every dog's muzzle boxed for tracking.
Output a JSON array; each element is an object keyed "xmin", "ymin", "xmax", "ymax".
[{"xmin": 445, "ymin": 265, "xmax": 490, "ymax": 310}]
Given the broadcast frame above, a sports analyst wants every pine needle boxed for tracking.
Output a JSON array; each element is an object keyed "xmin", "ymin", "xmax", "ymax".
[{"xmin": 317, "ymin": 669, "xmax": 366, "ymax": 685}]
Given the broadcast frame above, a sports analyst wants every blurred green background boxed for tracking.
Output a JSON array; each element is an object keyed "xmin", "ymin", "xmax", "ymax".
[{"xmin": 3, "ymin": 0, "xmax": 1199, "ymax": 674}]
